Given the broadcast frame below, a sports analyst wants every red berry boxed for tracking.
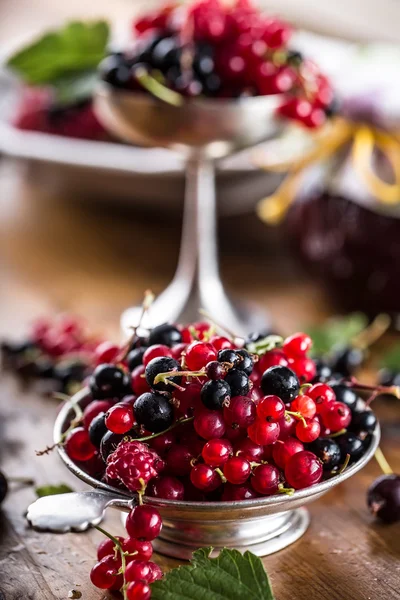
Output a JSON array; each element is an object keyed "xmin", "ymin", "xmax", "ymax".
[
  {"xmin": 222, "ymin": 483, "xmax": 259, "ymax": 500},
  {"xmin": 288, "ymin": 357, "xmax": 316, "ymax": 383},
  {"xmin": 223, "ymin": 455, "xmax": 251, "ymax": 484},
  {"xmin": 174, "ymin": 382, "xmax": 202, "ymax": 417},
  {"xmin": 126, "ymin": 505, "xmax": 162, "ymax": 541},
  {"xmin": 261, "ymin": 20, "xmax": 292, "ymax": 48},
  {"xmin": 235, "ymin": 438, "xmax": 264, "ymax": 462},
  {"xmin": 272, "ymin": 437, "xmax": 304, "ymax": 469},
  {"xmin": 251, "ymin": 464, "xmax": 280, "ymax": 495},
  {"xmin": 171, "ymin": 342, "xmax": 187, "ymax": 360},
  {"xmin": 223, "ymin": 395, "xmax": 256, "ymax": 428},
  {"xmin": 295, "ymin": 418, "xmax": 320, "ymax": 443},
  {"xmin": 202, "ymin": 438, "xmax": 232, "ymax": 466},
  {"xmin": 257, "ymin": 395, "xmax": 285, "ymax": 422},
  {"xmin": 83, "ymin": 400, "xmax": 114, "ymax": 428},
  {"xmin": 247, "ymin": 419, "xmax": 280, "ymax": 445},
  {"xmin": 143, "ymin": 344, "xmax": 173, "ymax": 366},
  {"xmin": 126, "ymin": 581, "xmax": 151, "ymax": 600},
  {"xmin": 291, "ymin": 395, "xmax": 316, "ymax": 419},
  {"xmin": 122, "ymin": 537, "xmax": 153, "ymax": 562},
  {"xmin": 106, "ymin": 441, "xmax": 164, "ymax": 492},
  {"xmin": 283, "ymin": 332, "xmax": 312, "ymax": 357},
  {"xmin": 194, "ymin": 409, "xmax": 226, "ymax": 440},
  {"xmin": 321, "ymin": 401, "xmax": 352, "ymax": 432},
  {"xmin": 278, "ymin": 413, "xmax": 297, "ymax": 440},
  {"xmin": 65, "ymin": 427, "xmax": 96, "ymax": 461},
  {"xmin": 149, "ymin": 431, "xmax": 175, "ymax": 456},
  {"xmin": 94, "ymin": 341, "xmax": 120, "ymax": 365},
  {"xmin": 257, "ymin": 350, "xmax": 288, "ymax": 374},
  {"xmin": 285, "ymin": 450, "xmax": 323, "ymax": 489},
  {"xmin": 308, "ymin": 383, "xmax": 336, "ymax": 414},
  {"xmin": 190, "ymin": 464, "xmax": 221, "ymax": 492},
  {"xmin": 105, "ymin": 404, "xmax": 134, "ymax": 434},
  {"xmin": 125, "ymin": 559, "xmax": 153, "ymax": 583},
  {"xmin": 148, "ymin": 561, "xmax": 163, "ymax": 582},
  {"xmin": 148, "ymin": 475, "xmax": 185, "ymax": 500},
  {"xmin": 206, "ymin": 361, "xmax": 226, "ymax": 380},
  {"xmin": 131, "ymin": 365, "xmax": 151, "ymax": 396},
  {"xmin": 165, "ymin": 445, "xmax": 194, "ymax": 476},
  {"xmin": 97, "ymin": 536, "xmax": 123, "ymax": 560},
  {"xmin": 90, "ymin": 558, "xmax": 117, "ymax": 589},
  {"xmin": 209, "ymin": 335, "xmax": 233, "ymax": 351},
  {"xmin": 185, "ymin": 341, "xmax": 217, "ymax": 370}
]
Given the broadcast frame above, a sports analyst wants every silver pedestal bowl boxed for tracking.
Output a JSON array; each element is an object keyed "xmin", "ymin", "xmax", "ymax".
[
  {"xmin": 93, "ymin": 85, "xmax": 285, "ymax": 336},
  {"xmin": 27, "ymin": 390, "xmax": 380, "ymax": 559}
]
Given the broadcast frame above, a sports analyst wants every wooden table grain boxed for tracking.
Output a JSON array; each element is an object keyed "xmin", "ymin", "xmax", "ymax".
[{"xmin": 0, "ymin": 155, "xmax": 399, "ymax": 600}]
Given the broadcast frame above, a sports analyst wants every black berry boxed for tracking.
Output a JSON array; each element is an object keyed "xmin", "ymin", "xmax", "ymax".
[
  {"xmin": 235, "ymin": 349, "xmax": 254, "ymax": 376},
  {"xmin": 88, "ymin": 413, "xmax": 108, "ymax": 448},
  {"xmin": 349, "ymin": 410, "xmax": 377, "ymax": 435},
  {"xmin": 148, "ymin": 323, "xmax": 182, "ymax": 347},
  {"xmin": 261, "ymin": 366, "xmax": 300, "ymax": 402},
  {"xmin": 330, "ymin": 384, "xmax": 359, "ymax": 412},
  {"xmin": 127, "ymin": 347, "xmax": 146, "ymax": 371},
  {"xmin": 134, "ymin": 392, "xmax": 174, "ymax": 433},
  {"xmin": 330, "ymin": 346, "xmax": 364, "ymax": 377},
  {"xmin": 201, "ymin": 379, "xmax": 231, "ymax": 410},
  {"xmin": 367, "ymin": 474, "xmax": 400, "ymax": 523},
  {"xmin": 90, "ymin": 364, "xmax": 131, "ymax": 399},
  {"xmin": 145, "ymin": 356, "xmax": 182, "ymax": 392},
  {"xmin": 312, "ymin": 359, "xmax": 332, "ymax": 383},
  {"xmin": 217, "ymin": 349, "xmax": 240, "ymax": 367},
  {"xmin": 337, "ymin": 432, "xmax": 365, "ymax": 463},
  {"xmin": 224, "ymin": 369, "xmax": 250, "ymax": 397},
  {"xmin": 309, "ymin": 437, "xmax": 341, "ymax": 470}
]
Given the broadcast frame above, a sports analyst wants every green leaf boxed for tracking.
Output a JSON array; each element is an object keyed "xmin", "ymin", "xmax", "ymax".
[
  {"xmin": 151, "ymin": 547, "xmax": 275, "ymax": 600},
  {"xmin": 36, "ymin": 483, "xmax": 74, "ymax": 497},
  {"xmin": 52, "ymin": 70, "xmax": 99, "ymax": 106},
  {"xmin": 380, "ymin": 344, "xmax": 400, "ymax": 371},
  {"xmin": 7, "ymin": 20, "xmax": 109, "ymax": 85},
  {"xmin": 246, "ymin": 335, "xmax": 283, "ymax": 356},
  {"xmin": 306, "ymin": 313, "xmax": 368, "ymax": 356}
]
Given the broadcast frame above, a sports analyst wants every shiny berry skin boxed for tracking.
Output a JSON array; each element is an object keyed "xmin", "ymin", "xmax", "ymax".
[
  {"xmin": 251, "ymin": 464, "xmax": 280, "ymax": 495},
  {"xmin": 97, "ymin": 536, "xmax": 123, "ymax": 560},
  {"xmin": 131, "ymin": 365, "xmax": 151, "ymax": 396},
  {"xmin": 291, "ymin": 395, "xmax": 316, "ymax": 419},
  {"xmin": 367, "ymin": 474, "xmax": 400, "ymax": 524},
  {"xmin": 186, "ymin": 341, "xmax": 217, "ymax": 370},
  {"xmin": 222, "ymin": 483, "xmax": 259, "ymax": 500},
  {"xmin": 210, "ymin": 335, "xmax": 233, "ymax": 351},
  {"xmin": 190, "ymin": 463, "xmax": 221, "ymax": 492},
  {"xmin": 223, "ymin": 455, "xmax": 251, "ymax": 484},
  {"xmin": 225, "ymin": 369, "xmax": 250, "ymax": 397},
  {"xmin": 148, "ymin": 475, "xmax": 185, "ymax": 500},
  {"xmin": 309, "ymin": 437, "xmax": 341, "ymax": 470},
  {"xmin": 201, "ymin": 379, "xmax": 231, "ymax": 410},
  {"xmin": 194, "ymin": 409, "xmax": 226, "ymax": 439},
  {"xmin": 285, "ymin": 451, "xmax": 323, "ymax": 489},
  {"xmin": 261, "ymin": 366, "xmax": 300, "ymax": 402},
  {"xmin": 278, "ymin": 413, "xmax": 297, "ymax": 440},
  {"xmin": 126, "ymin": 505, "xmax": 162, "ymax": 541},
  {"xmin": 149, "ymin": 431, "xmax": 175, "ymax": 456},
  {"xmin": 145, "ymin": 356, "xmax": 182, "ymax": 392},
  {"xmin": 122, "ymin": 537, "xmax": 153, "ymax": 562},
  {"xmin": 337, "ymin": 432, "xmax": 365, "ymax": 463},
  {"xmin": 134, "ymin": 392, "xmax": 174, "ymax": 433},
  {"xmin": 248, "ymin": 419, "xmax": 280, "ymax": 445},
  {"xmin": 65, "ymin": 427, "xmax": 96, "ymax": 461},
  {"xmin": 90, "ymin": 558, "xmax": 118, "ymax": 589},
  {"xmin": 235, "ymin": 438, "xmax": 264, "ymax": 462},
  {"xmin": 148, "ymin": 323, "xmax": 182, "ymax": 347},
  {"xmin": 349, "ymin": 410, "xmax": 377, "ymax": 435},
  {"xmin": 105, "ymin": 404, "xmax": 134, "ymax": 434},
  {"xmin": 218, "ymin": 348, "xmax": 241, "ymax": 367},
  {"xmin": 330, "ymin": 384, "xmax": 358, "ymax": 412},
  {"xmin": 313, "ymin": 360, "xmax": 333, "ymax": 383},
  {"xmin": 174, "ymin": 382, "xmax": 202, "ymax": 417},
  {"xmin": 143, "ymin": 344, "xmax": 172, "ymax": 366},
  {"xmin": 83, "ymin": 400, "xmax": 114, "ymax": 428},
  {"xmin": 125, "ymin": 559, "xmax": 153, "ymax": 583},
  {"xmin": 223, "ymin": 395, "xmax": 256, "ymax": 428},
  {"xmin": 307, "ymin": 383, "xmax": 336, "ymax": 413},
  {"xmin": 127, "ymin": 347, "xmax": 146, "ymax": 371},
  {"xmin": 94, "ymin": 341, "xmax": 120, "ymax": 365},
  {"xmin": 296, "ymin": 418, "xmax": 320, "ymax": 443},
  {"xmin": 126, "ymin": 581, "xmax": 151, "ymax": 600},
  {"xmin": 283, "ymin": 332, "xmax": 312, "ymax": 357},
  {"xmin": 90, "ymin": 364, "xmax": 131, "ymax": 399},
  {"xmin": 171, "ymin": 342, "xmax": 187, "ymax": 360},
  {"xmin": 235, "ymin": 349, "xmax": 254, "ymax": 375},
  {"xmin": 322, "ymin": 401, "xmax": 352, "ymax": 432},
  {"xmin": 100, "ymin": 431, "xmax": 126, "ymax": 462},
  {"xmin": 330, "ymin": 345, "xmax": 364, "ymax": 377},
  {"xmin": 257, "ymin": 395, "xmax": 285, "ymax": 422},
  {"xmin": 288, "ymin": 357, "xmax": 316, "ymax": 383},
  {"xmin": 272, "ymin": 436, "xmax": 304, "ymax": 469},
  {"xmin": 206, "ymin": 361, "xmax": 226, "ymax": 380},
  {"xmin": 88, "ymin": 413, "xmax": 108, "ymax": 448},
  {"xmin": 257, "ymin": 350, "xmax": 288, "ymax": 374},
  {"xmin": 202, "ymin": 438, "xmax": 232, "ymax": 466},
  {"xmin": 165, "ymin": 445, "xmax": 193, "ymax": 476}
]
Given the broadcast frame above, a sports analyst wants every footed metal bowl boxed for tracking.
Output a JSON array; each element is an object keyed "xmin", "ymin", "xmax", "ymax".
[{"xmin": 35, "ymin": 388, "xmax": 380, "ymax": 559}]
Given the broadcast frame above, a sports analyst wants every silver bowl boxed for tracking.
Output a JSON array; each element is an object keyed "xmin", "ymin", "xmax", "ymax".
[
  {"xmin": 94, "ymin": 86, "xmax": 285, "ymax": 336},
  {"xmin": 26, "ymin": 388, "xmax": 380, "ymax": 559}
]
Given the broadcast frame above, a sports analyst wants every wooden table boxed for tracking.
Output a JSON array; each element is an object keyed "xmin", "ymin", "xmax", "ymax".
[{"xmin": 0, "ymin": 154, "xmax": 399, "ymax": 600}]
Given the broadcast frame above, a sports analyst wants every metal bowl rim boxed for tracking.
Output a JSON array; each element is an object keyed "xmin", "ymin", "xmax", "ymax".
[{"xmin": 55, "ymin": 388, "xmax": 380, "ymax": 511}]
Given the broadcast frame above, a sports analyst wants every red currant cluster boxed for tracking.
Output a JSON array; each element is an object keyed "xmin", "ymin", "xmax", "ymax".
[
  {"xmin": 101, "ymin": 0, "xmax": 333, "ymax": 127},
  {"xmin": 90, "ymin": 504, "xmax": 162, "ymax": 599}
]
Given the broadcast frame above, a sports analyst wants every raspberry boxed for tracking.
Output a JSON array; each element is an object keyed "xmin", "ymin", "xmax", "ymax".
[{"xmin": 106, "ymin": 441, "xmax": 164, "ymax": 492}]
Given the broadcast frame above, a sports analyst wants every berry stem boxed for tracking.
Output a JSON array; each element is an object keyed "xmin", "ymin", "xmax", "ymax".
[
  {"xmin": 94, "ymin": 525, "xmax": 127, "ymax": 599},
  {"xmin": 118, "ymin": 290, "xmax": 155, "ymax": 361},
  {"xmin": 153, "ymin": 369, "xmax": 206, "ymax": 385},
  {"xmin": 246, "ymin": 335, "xmax": 284, "ymax": 356},
  {"xmin": 327, "ymin": 428, "xmax": 347, "ymax": 439},
  {"xmin": 345, "ymin": 378, "xmax": 400, "ymax": 402},
  {"xmin": 351, "ymin": 313, "xmax": 391, "ymax": 351},
  {"xmin": 338, "ymin": 453, "xmax": 351, "ymax": 475},
  {"xmin": 374, "ymin": 447, "xmax": 393, "ymax": 476},
  {"xmin": 134, "ymin": 67, "xmax": 183, "ymax": 107},
  {"xmin": 215, "ymin": 468, "xmax": 227, "ymax": 484},
  {"xmin": 36, "ymin": 395, "xmax": 83, "ymax": 456},
  {"xmin": 136, "ymin": 416, "xmax": 194, "ymax": 442},
  {"xmin": 285, "ymin": 410, "xmax": 307, "ymax": 427},
  {"xmin": 278, "ymin": 484, "xmax": 295, "ymax": 496}
]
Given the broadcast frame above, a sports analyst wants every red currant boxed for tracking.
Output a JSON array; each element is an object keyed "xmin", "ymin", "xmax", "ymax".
[
  {"xmin": 65, "ymin": 427, "xmax": 96, "ymax": 461},
  {"xmin": 83, "ymin": 400, "xmax": 113, "ymax": 428},
  {"xmin": 94, "ymin": 341, "xmax": 120, "ymax": 365},
  {"xmin": 321, "ymin": 401, "xmax": 351, "ymax": 432},
  {"xmin": 131, "ymin": 365, "xmax": 151, "ymax": 396},
  {"xmin": 209, "ymin": 335, "xmax": 233, "ymax": 350},
  {"xmin": 165, "ymin": 444, "xmax": 194, "ymax": 476},
  {"xmin": 174, "ymin": 382, "xmax": 202, "ymax": 417},
  {"xmin": 272, "ymin": 437, "xmax": 304, "ymax": 469},
  {"xmin": 222, "ymin": 483, "xmax": 259, "ymax": 500},
  {"xmin": 90, "ymin": 559, "xmax": 117, "ymax": 589},
  {"xmin": 194, "ymin": 409, "xmax": 226, "ymax": 439},
  {"xmin": 125, "ymin": 559, "xmax": 153, "ymax": 583},
  {"xmin": 235, "ymin": 438, "xmax": 264, "ymax": 462},
  {"xmin": 223, "ymin": 395, "xmax": 256, "ymax": 428},
  {"xmin": 291, "ymin": 395, "xmax": 316, "ymax": 419},
  {"xmin": 185, "ymin": 341, "xmax": 217, "ymax": 370},
  {"xmin": 202, "ymin": 438, "xmax": 232, "ymax": 466},
  {"xmin": 126, "ymin": 581, "xmax": 151, "ymax": 600},
  {"xmin": 149, "ymin": 431, "xmax": 175, "ymax": 456},
  {"xmin": 278, "ymin": 413, "xmax": 297, "ymax": 440},
  {"xmin": 257, "ymin": 395, "xmax": 285, "ymax": 422},
  {"xmin": 190, "ymin": 464, "xmax": 221, "ymax": 492},
  {"xmin": 122, "ymin": 537, "xmax": 153, "ymax": 562},
  {"xmin": 97, "ymin": 536, "xmax": 123, "ymax": 560},
  {"xmin": 251, "ymin": 464, "xmax": 280, "ymax": 495},
  {"xmin": 223, "ymin": 455, "xmax": 251, "ymax": 484},
  {"xmin": 126, "ymin": 506, "xmax": 162, "ymax": 541},
  {"xmin": 308, "ymin": 383, "xmax": 336, "ymax": 414},
  {"xmin": 143, "ymin": 344, "xmax": 173, "ymax": 366},
  {"xmin": 288, "ymin": 357, "xmax": 316, "ymax": 383},
  {"xmin": 171, "ymin": 342, "xmax": 187, "ymax": 360},
  {"xmin": 295, "ymin": 417, "xmax": 320, "ymax": 443},
  {"xmin": 285, "ymin": 450, "xmax": 323, "ymax": 489},
  {"xmin": 283, "ymin": 332, "xmax": 312, "ymax": 357},
  {"xmin": 148, "ymin": 475, "xmax": 185, "ymax": 500},
  {"xmin": 257, "ymin": 350, "xmax": 288, "ymax": 374},
  {"xmin": 105, "ymin": 404, "xmax": 134, "ymax": 434},
  {"xmin": 247, "ymin": 419, "xmax": 280, "ymax": 445}
]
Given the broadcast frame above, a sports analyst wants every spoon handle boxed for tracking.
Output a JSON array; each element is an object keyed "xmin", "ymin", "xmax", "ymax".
[{"xmin": 26, "ymin": 490, "xmax": 135, "ymax": 533}]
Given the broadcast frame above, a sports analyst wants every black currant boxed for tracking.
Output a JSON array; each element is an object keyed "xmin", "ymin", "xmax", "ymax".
[
  {"xmin": 88, "ymin": 413, "xmax": 108, "ymax": 448},
  {"xmin": 151, "ymin": 36, "xmax": 181, "ymax": 72},
  {"xmin": 90, "ymin": 364, "xmax": 131, "ymax": 400},
  {"xmin": 99, "ymin": 54, "xmax": 133, "ymax": 88},
  {"xmin": 224, "ymin": 369, "xmax": 250, "ymax": 397},
  {"xmin": 148, "ymin": 323, "xmax": 182, "ymax": 347},
  {"xmin": 201, "ymin": 379, "xmax": 231, "ymax": 410},
  {"xmin": 145, "ymin": 356, "xmax": 182, "ymax": 392},
  {"xmin": 217, "ymin": 349, "xmax": 240, "ymax": 367},
  {"xmin": 0, "ymin": 471, "xmax": 8, "ymax": 504},
  {"xmin": 367, "ymin": 474, "xmax": 400, "ymax": 523},
  {"xmin": 309, "ymin": 437, "xmax": 341, "ymax": 470},
  {"xmin": 330, "ymin": 384, "xmax": 359, "ymax": 412},
  {"xmin": 235, "ymin": 349, "xmax": 254, "ymax": 376},
  {"xmin": 100, "ymin": 431, "xmax": 125, "ymax": 462},
  {"xmin": 134, "ymin": 392, "xmax": 174, "ymax": 433},
  {"xmin": 54, "ymin": 362, "xmax": 87, "ymax": 389},
  {"xmin": 330, "ymin": 345, "xmax": 364, "ymax": 377},
  {"xmin": 127, "ymin": 347, "xmax": 146, "ymax": 371},
  {"xmin": 337, "ymin": 432, "xmax": 365, "ymax": 463},
  {"xmin": 245, "ymin": 329, "xmax": 275, "ymax": 346},
  {"xmin": 378, "ymin": 368, "xmax": 395, "ymax": 387},
  {"xmin": 206, "ymin": 361, "xmax": 225, "ymax": 380},
  {"xmin": 312, "ymin": 359, "xmax": 332, "ymax": 383},
  {"xmin": 261, "ymin": 366, "xmax": 300, "ymax": 403},
  {"xmin": 349, "ymin": 410, "xmax": 377, "ymax": 435}
]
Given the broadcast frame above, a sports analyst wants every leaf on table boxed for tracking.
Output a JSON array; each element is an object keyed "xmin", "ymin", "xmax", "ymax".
[
  {"xmin": 35, "ymin": 483, "xmax": 74, "ymax": 497},
  {"xmin": 306, "ymin": 313, "xmax": 368, "ymax": 356},
  {"xmin": 7, "ymin": 20, "xmax": 109, "ymax": 85},
  {"xmin": 151, "ymin": 547, "xmax": 275, "ymax": 600}
]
